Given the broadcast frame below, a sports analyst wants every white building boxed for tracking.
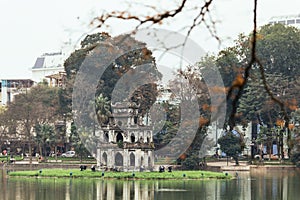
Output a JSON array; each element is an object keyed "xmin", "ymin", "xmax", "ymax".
[
  {"xmin": 31, "ymin": 52, "xmax": 65, "ymax": 84},
  {"xmin": 268, "ymin": 14, "xmax": 300, "ymax": 28},
  {"xmin": 1, "ymin": 79, "xmax": 34, "ymax": 106}
]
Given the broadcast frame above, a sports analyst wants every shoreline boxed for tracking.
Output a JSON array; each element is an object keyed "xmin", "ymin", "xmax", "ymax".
[
  {"xmin": 206, "ymin": 160, "xmax": 298, "ymax": 171},
  {"xmin": 2, "ymin": 160, "xmax": 299, "ymax": 173}
]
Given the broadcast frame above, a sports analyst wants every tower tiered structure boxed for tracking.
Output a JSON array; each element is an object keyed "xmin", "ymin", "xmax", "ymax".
[{"xmin": 96, "ymin": 101, "xmax": 154, "ymax": 171}]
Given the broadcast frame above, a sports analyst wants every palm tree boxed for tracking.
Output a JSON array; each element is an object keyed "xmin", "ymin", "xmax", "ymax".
[
  {"xmin": 35, "ymin": 124, "xmax": 55, "ymax": 160},
  {"xmin": 94, "ymin": 94, "xmax": 111, "ymax": 125}
]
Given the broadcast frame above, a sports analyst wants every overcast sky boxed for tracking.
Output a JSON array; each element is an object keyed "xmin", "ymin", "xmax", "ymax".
[{"xmin": 0, "ymin": 0, "xmax": 299, "ymax": 79}]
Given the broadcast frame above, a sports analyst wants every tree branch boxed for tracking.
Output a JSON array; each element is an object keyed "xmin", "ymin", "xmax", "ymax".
[{"xmin": 227, "ymin": 0, "xmax": 258, "ymax": 130}]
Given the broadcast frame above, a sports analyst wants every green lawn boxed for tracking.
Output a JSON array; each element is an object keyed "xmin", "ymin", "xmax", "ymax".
[{"xmin": 9, "ymin": 169, "xmax": 231, "ymax": 180}]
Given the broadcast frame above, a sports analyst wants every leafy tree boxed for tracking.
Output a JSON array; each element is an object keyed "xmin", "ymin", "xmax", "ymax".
[
  {"xmin": 216, "ymin": 34, "xmax": 250, "ymax": 88},
  {"xmin": 153, "ymin": 101, "xmax": 180, "ymax": 149},
  {"xmin": 166, "ymin": 24, "xmax": 300, "ymax": 163},
  {"xmin": 256, "ymin": 125, "xmax": 277, "ymax": 160},
  {"xmin": 291, "ymin": 109, "xmax": 300, "ymax": 165},
  {"xmin": 156, "ymin": 60, "xmax": 214, "ymax": 165},
  {"xmin": 5, "ymin": 85, "xmax": 60, "ymax": 165},
  {"xmin": 94, "ymin": 94, "xmax": 111, "ymax": 125},
  {"xmin": 63, "ymin": 32, "xmax": 162, "ymax": 158},
  {"xmin": 64, "ymin": 32, "xmax": 161, "ymax": 120},
  {"xmin": 0, "ymin": 107, "xmax": 14, "ymax": 154},
  {"xmin": 68, "ymin": 122, "xmax": 90, "ymax": 161},
  {"xmin": 181, "ymin": 154, "xmax": 201, "ymax": 170},
  {"xmin": 213, "ymin": 24, "xmax": 300, "ymax": 131},
  {"xmin": 212, "ymin": 25, "xmax": 300, "ymax": 161},
  {"xmin": 35, "ymin": 124, "xmax": 55, "ymax": 159},
  {"xmin": 256, "ymin": 24, "xmax": 300, "ymax": 79},
  {"xmin": 218, "ymin": 131, "xmax": 243, "ymax": 165}
]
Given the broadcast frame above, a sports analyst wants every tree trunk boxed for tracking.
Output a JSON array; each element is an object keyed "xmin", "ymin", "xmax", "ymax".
[
  {"xmin": 39, "ymin": 144, "xmax": 42, "ymax": 162},
  {"xmin": 234, "ymin": 156, "xmax": 239, "ymax": 165},
  {"xmin": 280, "ymin": 135, "xmax": 284, "ymax": 160},
  {"xmin": 43, "ymin": 143, "xmax": 47, "ymax": 161},
  {"xmin": 287, "ymin": 128, "xmax": 291, "ymax": 158},
  {"xmin": 268, "ymin": 141, "xmax": 272, "ymax": 161},
  {"xmin": 55, "ymin": 145, "xmax": 58, "ymax": 161},
  {"xmin": 29, "ymin": 142, "xmax": 32, "ymax": 169},
  {"xmin": 276, "ymin": 136, "xmax": 280, "ymax": 161}
]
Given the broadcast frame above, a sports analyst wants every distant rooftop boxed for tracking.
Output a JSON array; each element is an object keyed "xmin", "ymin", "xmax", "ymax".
[
  {"xmin": 1, "ymin": 79, "xmax": 34, "ymax": 87},
  {"xmin": 269, "ymin": 14, "xmax": 300, "ymax": 21},
  {"xmin": 32, "ymin": 52, "xmax": 64, "ymax": 70},
  {"xmin": 268, "ymin": 14, "xmax": 300, "ymax": 26}
]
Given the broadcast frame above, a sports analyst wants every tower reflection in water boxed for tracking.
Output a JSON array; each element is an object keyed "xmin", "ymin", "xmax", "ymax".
[{"xmin": 99, "ymin": 181, "xmax": 154, "ymax": 200}]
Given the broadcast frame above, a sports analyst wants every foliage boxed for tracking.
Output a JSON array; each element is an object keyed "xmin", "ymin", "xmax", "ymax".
[
  {"xmin": 256, "ymin": 24, "xmax": 300, "ymax": 79},
  {"xmin": 218, "ymin": 131, "xmax": 243, "ymax": 165},
  {"xmin": 35, "ymin": 124, "xmax": 55, "ymax": 157},
  {"xmin": 0, "ymin": 107, "xmax": 14, "ymax": 152},
  {"xmin": 94, "ymin": 94, "xmax": 111, "ymax": 125},
  {"xmin": 153, "ymin": 101, "xmax": 180, "ymax": 149},
  {"xmin": 64, "ymin": 32, "xmax": 161, "ymax": 121},
  {"xmin": 4, "ymin": 85, "xmax": 61, "ymax": 162},
  {"xmin": 291, "ymin": 110, "xmax": 300, "ymax": 164},
  {"xmin": 68, "ymin": 122, "xmax": 90, "ymax": 159},
  {"xmin": 213, "ymin": 24, "xmax": 300, "ymax": 129},
  {"xmin": 174, "ymin": 60, "xmax": 213, "ymax": 160},
  {"xmin": 180, "ymin": 154, "xmax": 201, "ymax": 170}
]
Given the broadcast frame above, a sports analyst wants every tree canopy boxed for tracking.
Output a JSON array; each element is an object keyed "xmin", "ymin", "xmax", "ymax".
[
  {"xmin": 218, "ymin": 131, "xmax": 243, "ymax": 165},
  {"xmin": 64, "ymin": 32, "xmax": 162, "ymax": 122}
]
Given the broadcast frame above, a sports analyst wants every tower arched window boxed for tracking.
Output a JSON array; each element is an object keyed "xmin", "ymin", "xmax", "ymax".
[{"xmin": 131, "ymin": 134, "xmax": 135, "ymax": 143}]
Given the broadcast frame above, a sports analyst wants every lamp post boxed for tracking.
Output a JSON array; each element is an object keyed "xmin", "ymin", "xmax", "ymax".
[{"xmin": 215, "ymin": 120, "xmax": 219, "ymax": 157}]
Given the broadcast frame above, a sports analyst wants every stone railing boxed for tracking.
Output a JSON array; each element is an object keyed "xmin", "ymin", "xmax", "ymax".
[{"xmin": 123, "ymin": 142, "xmax": 155, "ymax": 149}]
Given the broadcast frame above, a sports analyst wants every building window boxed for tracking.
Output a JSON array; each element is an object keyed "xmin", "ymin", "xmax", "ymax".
[
  {"xmin": 139, "ymin": 136, "xmax": 144, "ymax": 143},
  {"xmin": 130, "ymin": 134, "xmax": 135, "ymax": 143},
  {"xmin": 134, "ymin": 116, "xmax": 138, "ymax": 124},
  {"xmin": 296, "ymin": 19, "xmax": 300, "ymax": 24},
  {"xmin": 278, "ymin": 20, "xmax": 286, "ymax": 25},
  {"xmin": 102, "ymin": 152, "xmax": 107, "ymax": 165},
  {"xmin": 130, "ymin": 153, "xmax": 135, "ymax": 166},
  {"xmin": 104, "ymin": 132, "xmax": 109, "ymax": 142},
  {"xmin": 141, "ymin": 156, "xmax": 144, "ymax": 166},
  {"xmin": 115, "ymin": 152, "xmax": 123, "ymax": 166},
  {"xmin": 287, "ymin": 19, "xmax": 295, "ymax": 25},
  {"xmin": 116, "ymin": 132, "xmax": 123, "ymax": 142}
]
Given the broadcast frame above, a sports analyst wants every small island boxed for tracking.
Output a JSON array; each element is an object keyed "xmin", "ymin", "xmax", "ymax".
[{"xmin": 8, "ymin": 169, "xmax": 231, "ymax": 180}]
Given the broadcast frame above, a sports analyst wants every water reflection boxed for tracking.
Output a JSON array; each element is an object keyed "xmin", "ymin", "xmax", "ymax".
[
  {"xmin": 249, "ymin": 170, "xmax": 300, "ymax": 200},
  {"xmin": 1, "ymin": 170, "xmax": 300, "ymax": 200}
]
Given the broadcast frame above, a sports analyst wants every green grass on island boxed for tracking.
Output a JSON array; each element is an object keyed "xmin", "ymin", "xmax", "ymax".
[{"xmin": 8, "ymin": 169, "xmax": 231, "ymax": 180}]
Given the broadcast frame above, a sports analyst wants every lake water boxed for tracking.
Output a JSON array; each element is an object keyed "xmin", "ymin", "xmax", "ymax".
[{"xmin": 1, "ymin": 169, "xmax": 300, "ymax": 200}]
